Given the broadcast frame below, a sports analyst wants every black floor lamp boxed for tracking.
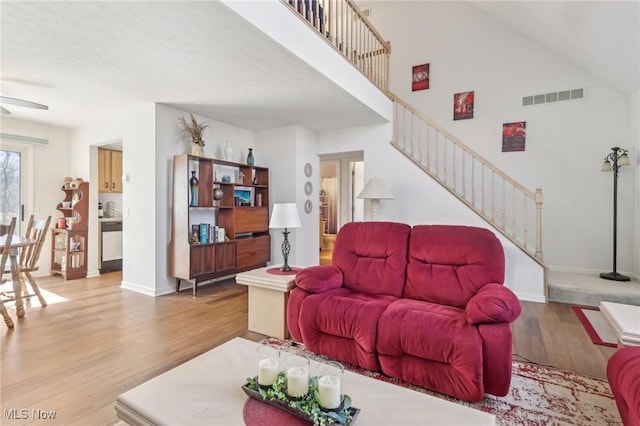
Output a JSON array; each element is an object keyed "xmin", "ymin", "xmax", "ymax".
[{"xmin": 600, "ymin": 146, "xmax": 630, "ymax": 282}]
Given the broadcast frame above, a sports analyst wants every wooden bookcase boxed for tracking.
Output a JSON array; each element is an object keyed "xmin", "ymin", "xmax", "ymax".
[
  {"xmin": 51, "ymin": 181, "xmax": 89, "ymax": 280},
  {"xmin": 169, "ymin": 154, "xmax": 270, "ymax": 295}
]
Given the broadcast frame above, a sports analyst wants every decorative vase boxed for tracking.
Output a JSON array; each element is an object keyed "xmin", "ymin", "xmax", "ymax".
[
  {"xmin": 190, "ymin": 171, "xmax": 199, "ymax": 206},
  {"xmin": 191, "ymin": 143, "xmax": 204, "ymax": 157},
  {"xmin": 225, "ymin": 140, "xmax": 234, "ymax": 161},
  {"xmin": 247, "ymin": 148, "xmax": 255, "ymax": 166},
  {"xmin": 213, "ymin": 187, "xmax": 224, "ymax": 201}
]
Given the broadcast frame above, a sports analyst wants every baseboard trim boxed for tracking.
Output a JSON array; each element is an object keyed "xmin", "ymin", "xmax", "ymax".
[
  {"xmin": 120, "ymin": 280, "xmax": 156, "ymax": 297},
  {"xmin": 514, "ymin": 291, "xmax": 547, "ymax": 304}
]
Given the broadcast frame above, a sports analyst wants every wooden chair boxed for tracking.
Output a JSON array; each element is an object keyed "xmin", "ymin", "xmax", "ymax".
[
  {"xmin": 1, "ymin": 217, "xmax": 17, "ymax": 328},
  {"xmin": 3, "ymin": 215, "xmax": 52, "ymax": 307}
]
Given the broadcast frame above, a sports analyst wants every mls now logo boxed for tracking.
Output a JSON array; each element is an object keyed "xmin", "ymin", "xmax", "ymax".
[
  {"xmin": 4, "ymin": 409, "xmax": 28, "ymax": 420},
  {"xmin": 4, "ymin": 409, "xmax": 57, "ymax": 420}
]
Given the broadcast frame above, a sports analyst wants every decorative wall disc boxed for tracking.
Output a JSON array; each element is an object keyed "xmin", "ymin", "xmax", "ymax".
[
  {"xmin": 304, "ymin": 163, "xmax": 313, "ymax": 177},
  {"xmin": 304, "ymin": 181, "xmax": 313, "ymax": 195},
  {"xmin": 304, "ymin": 199, "xmax": 313, "ymax": 214}
]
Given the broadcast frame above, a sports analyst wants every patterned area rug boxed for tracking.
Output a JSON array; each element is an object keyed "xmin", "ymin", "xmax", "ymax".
[
  {"xmin": 261, "ymin": 338, "xmax": 621, "ymax": 426},
  {"xmin": 572, "ymin": 305, "xmax": 618, "ymax": 347}
]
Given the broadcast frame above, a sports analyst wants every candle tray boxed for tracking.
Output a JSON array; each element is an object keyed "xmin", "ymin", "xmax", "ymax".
[{"xmin": 241, "ymin": 382, "xmax": 360, "ymax": 425}]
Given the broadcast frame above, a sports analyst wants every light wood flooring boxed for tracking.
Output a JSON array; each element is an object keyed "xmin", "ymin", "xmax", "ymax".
[{"xmin": 1, "ymin": 272, "xmax": 616, "ymax": 425}]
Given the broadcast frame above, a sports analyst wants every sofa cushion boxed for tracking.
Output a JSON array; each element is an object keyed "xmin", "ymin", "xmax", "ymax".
[
  {"xmin": 405, "ymin": 225, "xmax": 505, "ymax": 308},
  {"xmin": 333, "ymin": 222, "xmax": 410, "ymax": 298},
  {"xmin": 377, "ymin": 298, "xmax": 484, "ymax": 401},
  {"xmin": 299, "ymin": 288, "xmax": 397, "ymax": 371}
]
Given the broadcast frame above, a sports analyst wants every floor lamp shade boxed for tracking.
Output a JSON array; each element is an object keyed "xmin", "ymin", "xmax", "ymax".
[
  {"xmin": 357, "ymin": 178, "xmax": 394, "ymax": 220},
  {"xmin": 269, "ymin": 203, "xmax": 301, "ymax": 271}
]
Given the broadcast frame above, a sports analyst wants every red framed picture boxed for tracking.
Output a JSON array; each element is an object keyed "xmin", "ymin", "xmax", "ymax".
[
  {"xmin": 412, "ymin": 63, "xmax": 430, "ymax": 91},
  {"xmin": 502, "ymin": 122, "xmax": 526, "ymax": 152},
  {"xmin": 453, "ymin": 91, "xmax": 474, "ymax": 120}
]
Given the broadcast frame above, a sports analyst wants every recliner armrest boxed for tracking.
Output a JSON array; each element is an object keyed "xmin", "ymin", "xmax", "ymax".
[
  {"xmin": 466, "ymin": 283, "xmax": 521, "ymax": 325},
  {"xmin": 295, "ymin": 265, "xmax": 343, "ymax": 293}
]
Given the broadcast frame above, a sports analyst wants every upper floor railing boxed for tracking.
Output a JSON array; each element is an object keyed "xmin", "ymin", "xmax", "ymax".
[
  {"xmin": 391, "ymin": 94, "xmax": 544, "ymax": 264},
  {"xmin": 282, "ymin": 0, "xmax": 391, "ymax": 92}
]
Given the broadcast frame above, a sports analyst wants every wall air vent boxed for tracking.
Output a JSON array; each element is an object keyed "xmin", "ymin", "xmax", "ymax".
[{"xmin": 522, "ymin": 87, "xmax": 586, "ymax": 107}]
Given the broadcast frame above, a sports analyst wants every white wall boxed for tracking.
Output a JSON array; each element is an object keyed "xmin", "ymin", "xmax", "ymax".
[
  {"xmin": 365, "ymin": 1, "xmax": 634, "ymax": 276},
  {"xmin": 0, "ymin": 117, "xmax": 71, "ymax": 276},
  {"xmin": 71, "ymin": 103, "xmax": 156, "ymax": 290},
  {"xmin": 257, "ymin": 125, "xmax": 319, "ymax": 268},
  {"xmin": 317, "ymin": 123, "xmax": 545, "ymax": 301}
]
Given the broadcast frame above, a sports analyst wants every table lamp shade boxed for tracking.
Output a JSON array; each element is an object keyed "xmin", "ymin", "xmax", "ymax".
[{"xmin": 269, "ymin": 203, "xmax": 301, "ymax": 229}]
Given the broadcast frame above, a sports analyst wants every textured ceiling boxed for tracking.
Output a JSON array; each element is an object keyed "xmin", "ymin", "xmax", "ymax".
[
  {"xmin": 0, "ymin": 1, "xmax": 385, "ymax": 130},
  {"xmin": 1, "ymin": 1, "xmax": 638, "ymax": 130}
]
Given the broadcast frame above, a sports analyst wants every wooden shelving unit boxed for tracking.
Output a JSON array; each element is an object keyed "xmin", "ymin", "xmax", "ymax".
[
  {"xmin": 169, "ymin": 154, "xmax": 270, "ymax": 296},
  {"xmin": 51, "ymin": 181, "xmax": 89, "ymax": 280}
]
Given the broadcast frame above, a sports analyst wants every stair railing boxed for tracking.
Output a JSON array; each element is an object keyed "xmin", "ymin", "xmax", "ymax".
[
  {"xmin": 282, "ymin": 0, "xmax": 391, "ymax": 92},
  {"xmin": 391, "ymin": 94, "xmax": 544, "ymax": 264}
]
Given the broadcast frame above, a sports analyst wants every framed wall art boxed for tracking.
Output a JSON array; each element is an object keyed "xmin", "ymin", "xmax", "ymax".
[
  {"xmin": 412, "ymin": 63, "xmax": 430, "ymax": 91},
  {"xmin": 502, "ymin": 122, "xmax": 526, "ymax": 152},
  {"xmin": 453, "ymin": 91, "xmax": 474, "ymax": 120}
]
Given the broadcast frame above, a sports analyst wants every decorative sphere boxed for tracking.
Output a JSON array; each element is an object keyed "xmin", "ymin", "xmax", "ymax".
[{"xmin": 213, "ymin": 188, "xmax": 224, "ymax": 201}]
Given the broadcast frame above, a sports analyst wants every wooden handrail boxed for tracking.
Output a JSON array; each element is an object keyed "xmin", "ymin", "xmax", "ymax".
[
  {"xmin": 392, "ymin": 95, "xmax": 544, "ymax": 265},
  {"xmin": 281, "ymin": 0, "xmax": 391, "ymax": 93},
  {"xmin": 389, "ymin": 93, "xmax": 535, "ymax": 199}
]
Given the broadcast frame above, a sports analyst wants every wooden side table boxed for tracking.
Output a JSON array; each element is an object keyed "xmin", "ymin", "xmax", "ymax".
[{"xmin": 235, "ymin": 265, "xmax": 299, "ymax": 339}]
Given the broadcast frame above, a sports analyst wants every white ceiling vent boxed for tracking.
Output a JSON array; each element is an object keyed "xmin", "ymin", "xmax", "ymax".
[{"xmin": 522, "ymin": 88, "xmax": 586, "ymax": 107}]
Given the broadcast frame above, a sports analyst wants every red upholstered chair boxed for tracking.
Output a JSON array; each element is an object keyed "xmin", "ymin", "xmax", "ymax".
[
  {"xmin": 288, "ymin": 222, "xmax": 411, "ymax": 371},
  {"xmin": 607, "ymin": 346, "xmax": 640, "ymax": 426}
]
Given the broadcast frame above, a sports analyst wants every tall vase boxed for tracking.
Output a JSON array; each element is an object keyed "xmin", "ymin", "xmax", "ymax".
[
  {"xmin": 190, "ymin": 171, "xmax": 199, "ymax": 206},
  {"xmin": 225, "ymin": 140, "xmax": 234, "ymax": 162},
  {"xmin": 247, "ymin": 148, "xmax": 255, "ymax": 166}
]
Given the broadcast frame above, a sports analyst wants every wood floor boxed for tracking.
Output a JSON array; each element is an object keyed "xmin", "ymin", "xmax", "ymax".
[{"xmin": 0, "ymin": 272, "xmax": 616, "ymax": 425}]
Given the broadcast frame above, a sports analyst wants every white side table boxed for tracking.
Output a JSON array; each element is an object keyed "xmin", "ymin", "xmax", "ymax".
[
  {"xmin": 235, "ymin": 265, "xmax": 300, "ymax": 339},
  {"xmin": 599, "ymin": 301, "xmax": 640, "ymax": 347}
]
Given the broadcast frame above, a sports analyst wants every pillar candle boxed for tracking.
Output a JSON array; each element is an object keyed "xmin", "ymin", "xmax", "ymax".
[
  {"xmin": 318, "ymin": 375, "xmax": 341, "ymax": 409},
  {"xmin": 286, "ymin": 366, "xmax": 309, "ymax": 397},
  {"xmin": 257, "ymin": 358, "xmax": 279, "ymax": 386}
]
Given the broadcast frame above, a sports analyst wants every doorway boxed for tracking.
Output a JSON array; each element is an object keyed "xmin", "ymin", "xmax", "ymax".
[{"xmin": 318, "ymin": 151, "xmax": 364, "ymax": 264}]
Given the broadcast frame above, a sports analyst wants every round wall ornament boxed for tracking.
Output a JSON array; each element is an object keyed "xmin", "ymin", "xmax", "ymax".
[
  {"xmin": 304, "ymin": 163, "xmax": 313, "ymax": 177},
  {"xmin": 304, "ymin": 181, "xmax": 313, "ymax": 195},
  {"xmin": 304, "ymin": 199, "xmax": 313, "ymax": 214}
]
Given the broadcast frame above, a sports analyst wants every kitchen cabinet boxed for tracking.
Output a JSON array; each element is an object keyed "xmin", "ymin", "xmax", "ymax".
[
  {"xmin": 98, "ymin": 148, "xmax": 122, "ymax": 193},
  {"xmin": 169, "ymin": 154, "xmax": 270, "ymax": 296}
]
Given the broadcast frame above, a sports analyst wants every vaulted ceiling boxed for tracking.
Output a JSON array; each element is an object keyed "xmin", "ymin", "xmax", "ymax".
[{"xmin": 1, "ymin": 1, "xmax": 637, "ymax": 130}]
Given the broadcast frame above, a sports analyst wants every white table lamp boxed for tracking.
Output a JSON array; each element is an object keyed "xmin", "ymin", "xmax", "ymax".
[
  {"xmin": 357, "ymin": 178, "xmax": 394, "ymax": 220},
  {"xmin": 269, "ymin": 203, "xmax": 301, "ymax": 271}
]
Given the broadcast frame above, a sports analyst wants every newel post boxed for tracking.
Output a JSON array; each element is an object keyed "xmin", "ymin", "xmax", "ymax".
[{"xmin": 534, "ymin": 188, "xmax": 544, "ymax": 262}]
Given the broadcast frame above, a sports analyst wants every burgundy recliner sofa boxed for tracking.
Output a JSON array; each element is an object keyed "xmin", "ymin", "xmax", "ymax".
[{"xmin": 287, "ymin": 221, "xmax": 521, "ymax": 402}]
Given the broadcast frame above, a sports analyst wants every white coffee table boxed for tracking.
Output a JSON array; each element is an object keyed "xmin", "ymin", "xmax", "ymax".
[
  {"xmin": 599, "ymin": 301, "xmax": 640, "ymax": 346},
  {"xmin": 115, "ymin": 337, "xmax": 496, "ymax": 425}
]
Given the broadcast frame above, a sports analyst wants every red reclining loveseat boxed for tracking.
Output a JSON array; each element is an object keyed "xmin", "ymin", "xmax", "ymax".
[{"xmin": 287, "ymin": 221, "xmax": 521, "ymax": 402}]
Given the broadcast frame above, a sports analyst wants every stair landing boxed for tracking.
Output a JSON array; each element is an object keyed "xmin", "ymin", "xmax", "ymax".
[{"xmin": 548, "ymin": 270, "xmax": 640, "ymax": 307}]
